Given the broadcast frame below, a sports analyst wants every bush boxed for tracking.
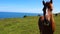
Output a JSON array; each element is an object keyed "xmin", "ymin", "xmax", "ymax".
[
  {"xmin": 23, "ymin": 15, "xmax": 27, "ymax": 18},
  {"xmin": 38, "ymin": 14, "xmax": 41, "ymax": 16},
  {"xmin": 55, "ymin": 14, "xmax": 58, "ymax": 16}
]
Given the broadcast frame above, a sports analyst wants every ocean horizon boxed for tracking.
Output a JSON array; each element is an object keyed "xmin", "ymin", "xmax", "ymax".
[{"xmin": 0, "ymin": 12, "xmax": 43, "ymax": 18}]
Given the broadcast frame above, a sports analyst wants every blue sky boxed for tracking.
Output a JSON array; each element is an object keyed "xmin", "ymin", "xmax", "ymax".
[{"xmin": 0, "ymin": 0, "xmax": 60, "ymax": 13}]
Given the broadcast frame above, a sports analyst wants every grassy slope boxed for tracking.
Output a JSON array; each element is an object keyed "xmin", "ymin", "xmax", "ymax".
[
  {"xmin": 54, "ymin": 15, "xmax": 60, "ymax": 34},
  {"xmin": 0, "ymin": 15, "xmax": 60, "ymax": 34}
]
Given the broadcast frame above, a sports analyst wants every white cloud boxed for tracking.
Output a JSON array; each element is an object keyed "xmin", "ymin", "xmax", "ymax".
[{"xmin": 0, "ymin": 8, "xmax": 43, "ymax": 13}]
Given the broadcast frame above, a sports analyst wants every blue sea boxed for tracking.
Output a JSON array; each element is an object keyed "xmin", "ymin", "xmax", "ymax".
[{"xmin": 0, "ymin": 12, "xmax": 43, "ymax": 18}]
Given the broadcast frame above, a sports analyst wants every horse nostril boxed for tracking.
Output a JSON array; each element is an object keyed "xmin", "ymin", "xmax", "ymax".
[{"xmin": 43, "ymin": 20, "xmax": 50, "ymax": 26}]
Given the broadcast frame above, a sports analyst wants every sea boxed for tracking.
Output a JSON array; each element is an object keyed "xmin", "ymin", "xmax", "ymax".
[{"xmin": 0, "ymin": 12, "xmax": 43, "ymax": 18}]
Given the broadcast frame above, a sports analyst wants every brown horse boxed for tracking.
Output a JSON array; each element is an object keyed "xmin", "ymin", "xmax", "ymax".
[{"xmin": 38, "ymin": 0, "xmax": 55, "ymax": 34}]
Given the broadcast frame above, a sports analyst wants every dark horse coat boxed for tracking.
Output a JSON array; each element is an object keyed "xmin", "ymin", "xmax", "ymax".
[{"xmin": 38, "ymin": 16, "xmax": 55, "ymax": 34}]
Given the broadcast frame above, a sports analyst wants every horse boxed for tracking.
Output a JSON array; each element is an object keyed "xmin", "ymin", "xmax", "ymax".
[{"xmin": 38, "ymin": 0, "xmax": 55, "ymax": 34}]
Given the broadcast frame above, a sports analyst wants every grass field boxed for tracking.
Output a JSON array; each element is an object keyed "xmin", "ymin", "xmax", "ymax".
[{"xmin": 0, "ymin": 15, "xmax": 60, "ymax": 34}]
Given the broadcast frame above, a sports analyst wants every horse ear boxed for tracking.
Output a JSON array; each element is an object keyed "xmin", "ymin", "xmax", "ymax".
[
  {"xmin": 50, "ymin": 0, "xmax": 53, "ymax": 3},
  {"xmin": 42, "ymin": 0, "xmax": 46, "ymax": 5}
]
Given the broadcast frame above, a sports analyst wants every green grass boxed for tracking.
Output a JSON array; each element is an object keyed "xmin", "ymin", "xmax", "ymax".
[{"xmin": 0, "ymin": 15, "xmax": 60, "ymax": 34}]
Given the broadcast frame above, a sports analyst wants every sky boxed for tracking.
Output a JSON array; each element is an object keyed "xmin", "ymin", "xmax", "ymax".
[{"xmin": 0, "ymin": 0, "xmax": 60, "ymax": 13}]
